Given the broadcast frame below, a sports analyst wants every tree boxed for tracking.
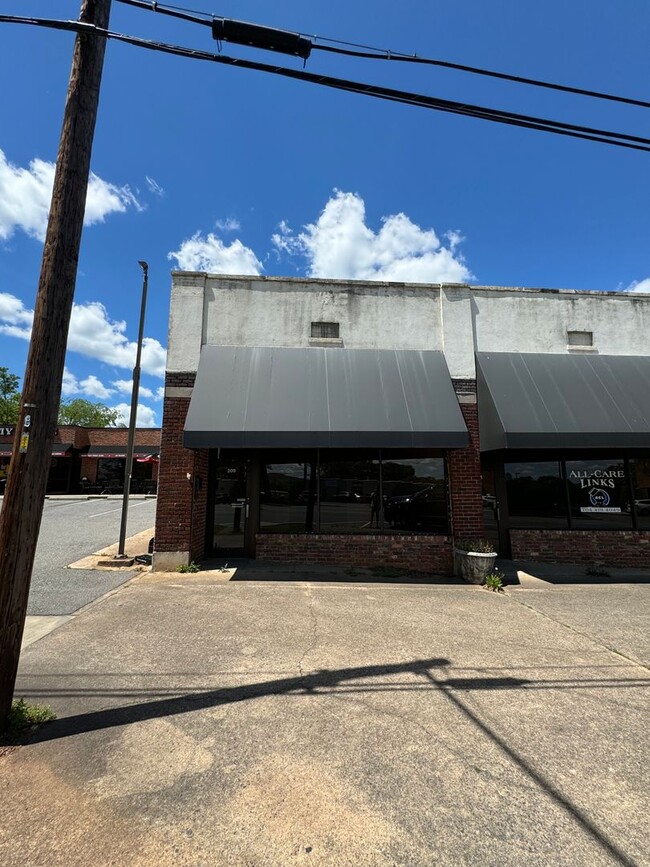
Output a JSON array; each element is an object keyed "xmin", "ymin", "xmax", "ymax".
[
  {"xmin": 58, "ymin": 398, "xmax": 121, "ymax": 427},
  {"xmin": 0, "ymin": 367, "xmax": 21, "ymax": 425}
]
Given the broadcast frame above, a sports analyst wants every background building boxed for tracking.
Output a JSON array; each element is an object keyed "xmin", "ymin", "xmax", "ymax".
[
  {"xmin": 0, "ymin": 426, "xmax": 160, "ymax": 495},
  {"xmin": 154, "ymin": 274, "xmax": 650, "ymax": 572}
]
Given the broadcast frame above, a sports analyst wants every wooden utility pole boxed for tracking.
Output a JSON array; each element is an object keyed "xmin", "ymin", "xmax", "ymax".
[{"xmin": 0, "ymin": 0, "xmax": 112, "ymax": 731}]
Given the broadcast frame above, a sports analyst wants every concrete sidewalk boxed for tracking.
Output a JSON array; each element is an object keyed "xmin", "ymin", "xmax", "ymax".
[{"xmin": 2, "ymin": 572, "xmax": 648, "ymax": 866}]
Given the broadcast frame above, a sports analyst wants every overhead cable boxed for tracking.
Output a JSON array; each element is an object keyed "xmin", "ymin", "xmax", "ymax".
[
  {"xmin": 115, "ymin": 0, "xmax": 650, "ymax": 109},
  {"xmin": 2, "ymin": 15, "xmax": 649, "ymax": 152}
]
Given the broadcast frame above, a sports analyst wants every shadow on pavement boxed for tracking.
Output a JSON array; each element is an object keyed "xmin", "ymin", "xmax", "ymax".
[
  {"xmin": 497, "ymin": 559, "xmax": 650, "ymax": 586},
  {"xmin": 204, "ymin": 558, "xmax": 463, "ymax": 584},
  {"xmin": 19, "ymin": 655, "xmax": 644, "ymax": 867}
]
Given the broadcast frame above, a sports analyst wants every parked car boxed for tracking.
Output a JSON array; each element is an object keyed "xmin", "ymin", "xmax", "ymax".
[
  {"xmin": 384, "ymin": 486, "xmax": 445, "ymax": 530},
  {"xmin": 329, "ymin": 491, "xmax": 362, "ymax": 502}
]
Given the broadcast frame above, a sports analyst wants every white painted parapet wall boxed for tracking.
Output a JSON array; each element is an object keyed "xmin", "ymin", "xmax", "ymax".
[{"xmin": 167, "ymin": 274, "xmax": 650, "ymax": 380}]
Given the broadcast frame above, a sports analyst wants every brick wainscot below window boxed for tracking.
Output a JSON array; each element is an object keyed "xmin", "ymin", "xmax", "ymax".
[
  {"xmin": 510, "ymin": 529, "xmax": 650, "ymax": 569},
  {"xmin": 256, "ymin": 534, "xmax": 454, "ymax": 575}
]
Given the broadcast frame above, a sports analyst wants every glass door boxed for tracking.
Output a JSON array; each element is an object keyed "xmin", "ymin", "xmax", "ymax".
[{"xmin": 212, "ymin": 459, "xmax": 248, "ymax": 553}]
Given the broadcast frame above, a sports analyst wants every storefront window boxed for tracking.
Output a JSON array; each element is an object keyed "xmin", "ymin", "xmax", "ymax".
[
  {"xmin": 319, "ymin": 452, "xmax": 380, "ymax": 533},
  {"xmin": 505, "ymin": 461, "xmax": 568, "ymax": 529},
  {"xmin": 566, "ymin": 459, "xmax": 632, "ymax": 529},
  {"xmin": 96, "ymin": 458, "xmax": 125, "ymax": 491},
  {"xmin": 258, "ymin": 450, "xmax": 448, "ymax": 535},
  {"xmin": 630, "ymin": 458, "xmax": 650, "ymax": 530},
  {"xmin": 260, "ymin": 461, "xmax": 317, "ymax": 533},
  {"xmin": 46, "ymin": 456, "xmax": 72, "ymax": 494},
  {"xmin": 382, "ymin": 456, "xmax": 447, "ymax": 533}
]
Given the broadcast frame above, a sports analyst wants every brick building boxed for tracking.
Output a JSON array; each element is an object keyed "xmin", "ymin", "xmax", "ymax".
[
  {"xmin": 153, "ymin": 275, "xmax": 650, "ymax": 573},
  {"xmin": 0, "ymin": 425, "xmax": 160, "ymax": 495}
]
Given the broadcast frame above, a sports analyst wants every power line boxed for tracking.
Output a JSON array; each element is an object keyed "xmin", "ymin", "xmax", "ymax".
[
  {"xmin": 114, "ymin": 0, "xmax": 650, "ymax": 110},
  {"xmin": 2, "ymin": 14, "xmax": 649, "ymax": 152}
]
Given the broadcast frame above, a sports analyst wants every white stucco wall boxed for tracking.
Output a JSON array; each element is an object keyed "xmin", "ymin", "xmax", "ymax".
[
  {"xmin": 166, "ymin": 273, "xmax": 650, "ymax": 379},
  {"xmin": 471, "ymin": 287, "xmax": 650, "ymax": 357}
]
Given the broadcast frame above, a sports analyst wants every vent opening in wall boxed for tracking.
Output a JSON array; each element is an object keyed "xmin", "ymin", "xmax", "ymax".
[
  {"xmin": 311, "ymin": 321, "xmax": 340, "ymax": 339},
  {"xmin": 567, "ymin": 330, "xmax": 593, "ymax": 348}
]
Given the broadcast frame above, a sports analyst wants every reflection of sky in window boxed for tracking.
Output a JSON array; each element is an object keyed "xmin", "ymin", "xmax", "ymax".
[
  {"xmin": 566, "ymin": 459, "xmax": 624, "ymax": 477},
  {"xmin": 505, "ymin": 462, "xmax": 559, "ymax": 480},
  {"xmin": 389, "ymin": 459, "xmax": 443, "ymax": 479}
]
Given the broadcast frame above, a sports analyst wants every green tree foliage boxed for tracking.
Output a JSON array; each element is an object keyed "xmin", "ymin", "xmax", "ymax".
[
  {"xmin": 57, "ymin": 398, "xmax": 121, "ymax": 427},
  {"xmin": 0, "ymin": 367, "xmax": 21, "ymax": 424}
]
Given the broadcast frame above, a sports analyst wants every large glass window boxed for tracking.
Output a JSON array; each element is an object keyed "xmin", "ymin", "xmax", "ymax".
[
  {"xmin": 96, "ymin": 458, "xmax": 125, "ymax": 492},
  {"xmin": 566, "ymin": 459, "xmax": 632, "ymax": 529},
  {"xmin": 382, "ymin": 455, "xmax": 447, "ymax": 533},
  {"xmin": 260, "ymin": 460, "xmax": 317, "ymax": 533},
  {"xmin": 259, "ymin": 449, "xmax": 448, "ymax": 535},
  {"xmin": 505, "ymin": 461, "xmax": 568, "ymax": 529},
  {"xmin": 319, "ymin": 452, "xmax": 380, "ymax": 534},
  {"xmin": 631, "ymin": 458, "xmax": 650, "ymax": 530}
]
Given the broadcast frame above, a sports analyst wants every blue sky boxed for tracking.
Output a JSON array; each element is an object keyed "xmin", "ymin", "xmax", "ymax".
[{"xmin": 1, "ymin": 0, "xmax": 649, "ymax": 426}]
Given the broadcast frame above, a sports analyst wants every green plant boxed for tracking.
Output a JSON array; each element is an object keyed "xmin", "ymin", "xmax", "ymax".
[
  {"xmin": 484, "ymin": 570, "xmax": 504, "ymax": 592},
  {"xmin": 454, "ymin": 538, "xmax": 496, "ymax": 554},
  {"xmin": 177, "ymin": 561, "xmax": 200, "ymax": 573},
  {"xmin": 1, "ymin": 699, "xmax": 56, "ymax": 744}
]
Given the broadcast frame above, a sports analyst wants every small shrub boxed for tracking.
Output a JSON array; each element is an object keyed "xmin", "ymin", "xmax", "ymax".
[
  {"xmin": 484, "ymin": 570, "xmax": 505, "ymax": 592},
  {"xmin": 454, "ymin": 538, "xmax": 496, "ymax": 554},
  {"xmin": 2, "ymin": 699, "xmax": 56, "ymax": 744},
  {"xmin": 177, "ymin": 561, "xmax": 200, "ymax": 573}
]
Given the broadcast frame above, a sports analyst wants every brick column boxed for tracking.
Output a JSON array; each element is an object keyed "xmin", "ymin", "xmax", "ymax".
[
  {"xmin": 153, "ymin": 373, "xmax": 209, "ymax": 570},
  {"xmin": 447, "ymin": 382, "xmax": 484, "ymax": 541}
]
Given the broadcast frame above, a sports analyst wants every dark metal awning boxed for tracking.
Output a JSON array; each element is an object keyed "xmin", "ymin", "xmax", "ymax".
[
  {"xmin": 51, "ymin": 443, "xmax": 74, "ymax": 456},
  {"xmin": 477, "ymin": 352, "xmax": 650, "ymax": 451},
  {"xmin": 86, "ymin": 446, "xmax": 156, "ymax": 458},
  {"xmin": 184, "ymin": 345, "xmax": 469, "ymax": 449},
  {"xmin": 1, "ymin": 443, "xmax": 73, "ymax": 456}
]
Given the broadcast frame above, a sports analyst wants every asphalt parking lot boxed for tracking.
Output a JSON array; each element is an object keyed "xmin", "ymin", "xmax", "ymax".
[
  {"xmin": 2, "ymin": 573, "xmax": 648, "ymax": 866},
  {"xmin": 2, "ymin": 497, "xmax": 158, "ymax": 615}
]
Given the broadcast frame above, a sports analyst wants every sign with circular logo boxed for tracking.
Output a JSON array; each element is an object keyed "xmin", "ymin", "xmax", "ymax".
[{"xmin": 589, "ymin": 488, "xmax": 610, "ymax": 507}]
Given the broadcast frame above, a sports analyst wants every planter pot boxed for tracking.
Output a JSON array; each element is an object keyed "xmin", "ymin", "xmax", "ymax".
[{"xmin": 454, "ymin": 549, "xmax": 497, "ymax": 584}]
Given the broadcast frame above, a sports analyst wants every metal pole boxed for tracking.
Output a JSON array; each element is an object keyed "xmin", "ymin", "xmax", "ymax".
[{"xmin": 116, "ymin": 261, "xmax": 148, "ymax": 558}]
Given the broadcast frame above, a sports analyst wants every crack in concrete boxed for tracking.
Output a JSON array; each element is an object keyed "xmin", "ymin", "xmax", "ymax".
[
  {"xmin": 297, "ymin": 585, "xmax": 318, "ymax": 680},
  {"xmin": 505, "ymin": 593, "xmax": 650, "ymax": 672}
]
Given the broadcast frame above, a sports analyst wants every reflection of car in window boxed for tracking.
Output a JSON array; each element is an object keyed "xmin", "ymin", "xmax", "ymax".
[
  {"xmin": 328, "ymin": 491, "xmax": 362, "ymax": 502},
  {"xmin": 384, "ymin": 486, "xmax": 445, "ymax": 530}
]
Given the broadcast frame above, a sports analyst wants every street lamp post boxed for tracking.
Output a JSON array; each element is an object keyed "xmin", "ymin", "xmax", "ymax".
[{"xmin": 116, "ymin": 260, "xmax": 148, "ymax": 559}]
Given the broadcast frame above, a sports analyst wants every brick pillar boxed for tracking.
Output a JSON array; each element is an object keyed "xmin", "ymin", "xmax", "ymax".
[
  {"xmin": 447, "ymin": 383, "xmax": 484, "ymax": 541},
  {"xmin": 190, "ymin": 448, "xmax": 209, "ymax": 562},
  {"xmin": 153, "ymin": 373, "xmax": 209, "ymax": 570}
]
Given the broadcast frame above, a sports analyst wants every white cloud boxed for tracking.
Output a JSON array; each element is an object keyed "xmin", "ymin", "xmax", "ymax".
[
  {"xmin": 61, "ymin": 367, "xmax": 79, "ymax": 396},
  {"xmin": 155, "ymin": 386, "xmax": 165, "ymax": 401},
  {"xmin": 0, "ymin": 293, "xmax": 167, "ymax": 377},
  {"xmin": 214, "ymin": 218, "xmax": 241, "ymax": 232},
  {"xmin": 168, "ymin": 231, "xmax": 262, "ymax": 275},
  {"xmin": 0, "ymin": 149, "xmax": 142, "ymax": 242},
  {"xmin": 79, "ymin": 374, "xmax": 113, "ymax": 400},
  {"xmin": 145, "ymin": 175, "xmax": 165, "ymax": 197},
  {"xmin": 113, "ymin": 379, "xmax": 155, "ymax": 399},
  {"xmin": 111, "ymin": 402, "xmax": 158, "ymax": 428},
  {"xmin": 272, "ymin": 190, "xmax": 472, "ymax": 283},
  {"xmin": 624, "ymin": 278, "xmax": 650, "ymax": 294}
]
